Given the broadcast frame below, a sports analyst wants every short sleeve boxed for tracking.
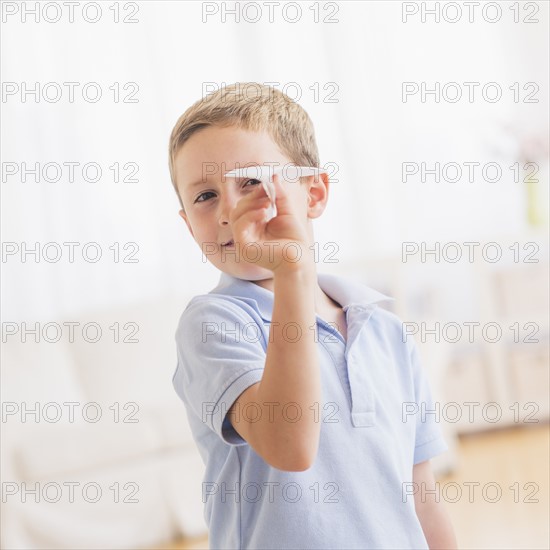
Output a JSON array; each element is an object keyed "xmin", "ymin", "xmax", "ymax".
[
  {"xmin": 172, "ymin": 297, "xmax": 266, "ymax": 446},
  {"xmin": 408, "ymin": 338, "xmax": 448, "ymax": 464}
]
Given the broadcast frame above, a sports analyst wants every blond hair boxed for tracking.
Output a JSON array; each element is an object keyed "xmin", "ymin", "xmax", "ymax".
[{"xmin": 168, "ymin": 82, "xmax": 320, "ymax": 210}]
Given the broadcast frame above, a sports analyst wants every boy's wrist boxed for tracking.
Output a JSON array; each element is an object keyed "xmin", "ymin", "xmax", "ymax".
[
  {"xmin": 271, "ymin": 240, "xmax": 317, "ymax": 278},
  {"xmin": 272, "ymin": 261, "xmax": 316, "ymax": 282}
]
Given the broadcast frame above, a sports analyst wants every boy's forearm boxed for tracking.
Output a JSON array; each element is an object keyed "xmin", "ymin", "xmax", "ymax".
[
  {"xmin": 255, "ymin": 265, "xmax": 321, "ymax": 470},
  {"xmin": 418, "ymin": 500, "xmax": 458, "ymax": 550}
]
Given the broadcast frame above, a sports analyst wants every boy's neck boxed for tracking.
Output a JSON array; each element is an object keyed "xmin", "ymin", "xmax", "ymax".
[{"xmin": 251, "ymin": 274, "xmax": 342, "ymax": 314}]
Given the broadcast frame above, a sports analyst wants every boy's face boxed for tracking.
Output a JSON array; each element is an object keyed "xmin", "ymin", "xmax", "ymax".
[{"xmin": 174, "ymin": 125, "xmax": 327, "ymax": 281}]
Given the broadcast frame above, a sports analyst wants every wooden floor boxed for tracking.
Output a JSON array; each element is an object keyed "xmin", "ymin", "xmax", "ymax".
[
  {"xmin": 161, "ymin": 424, "xmax": 549, "ymax": 550},
  {"xmin": 438, "ymin": 424, "xmax": 549, "ymax": 550}
]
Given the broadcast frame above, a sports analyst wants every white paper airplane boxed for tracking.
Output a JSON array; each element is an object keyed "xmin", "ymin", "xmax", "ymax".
[{"xmin": 223, "ymin": 166, "xmax": 326, "ymax": 221}]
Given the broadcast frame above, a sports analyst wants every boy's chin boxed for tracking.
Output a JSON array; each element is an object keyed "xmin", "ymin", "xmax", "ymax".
[{"xmin": 215, "ymin": 262, "xmax": 273, "ymax": 281}]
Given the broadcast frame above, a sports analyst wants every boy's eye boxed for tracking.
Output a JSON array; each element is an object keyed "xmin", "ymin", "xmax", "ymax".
[
  {"xmin": 195, "ymin": 191, "xmax": 215, "ymax": 203},
  {"xmin": 243, "ymin": 178, "xmax": 261, "ymax": 188},
  {"xmin": 194, "ymin": 180, "xmax": 261, "ymax": 204}
]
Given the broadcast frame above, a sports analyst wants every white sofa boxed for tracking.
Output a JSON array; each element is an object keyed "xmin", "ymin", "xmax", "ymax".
[{"xmin": 1, "ymin": 296, "xmax": 208, "ymax": 549}]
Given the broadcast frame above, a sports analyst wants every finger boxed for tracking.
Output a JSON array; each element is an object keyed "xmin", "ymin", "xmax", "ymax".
[
  {"xmin": 271, "ymin": 174, "xmax": 294, "ymax": 216},
  {"xmin": 229, "ymin": 192, "xmax": 271, "ymax": 226},
  {"xmin": 232, "ymin": 190, "xmax": 270, "ymax": 217},
  {"xmin": 232, "ymin": 205, "xmax": 272, "ymax": 244}
]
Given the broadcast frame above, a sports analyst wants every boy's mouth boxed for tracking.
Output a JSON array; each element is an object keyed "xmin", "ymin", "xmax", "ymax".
[{"xmin": 221, "ymin": 239, "xmax": 234, "ymax": 247}]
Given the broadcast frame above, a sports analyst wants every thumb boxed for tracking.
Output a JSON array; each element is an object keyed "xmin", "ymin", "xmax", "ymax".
[{"xmin": 271, "ymin": 173, "xmax": 294, "ymax": 216}]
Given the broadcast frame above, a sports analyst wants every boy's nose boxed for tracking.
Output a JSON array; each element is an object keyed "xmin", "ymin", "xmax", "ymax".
[{"xmin": 217, "ymin": 192, "xmax": 235, "ymax": 226}]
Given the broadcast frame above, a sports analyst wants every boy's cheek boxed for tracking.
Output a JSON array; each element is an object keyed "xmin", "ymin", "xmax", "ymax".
[{"xmin": 179, "ymin": 210, "xmax": 195, "ymax": 238}]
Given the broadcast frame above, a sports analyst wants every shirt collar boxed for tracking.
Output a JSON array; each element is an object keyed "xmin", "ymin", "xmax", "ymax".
[{"xmin": 210, "ymin": 271, "xmax": 394, "ymax": 323}]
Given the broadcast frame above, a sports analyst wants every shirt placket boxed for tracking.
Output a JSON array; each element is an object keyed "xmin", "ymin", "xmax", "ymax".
[{"xmin": 344, "ymin": 305, "xmax": 378, "ymax": 428}]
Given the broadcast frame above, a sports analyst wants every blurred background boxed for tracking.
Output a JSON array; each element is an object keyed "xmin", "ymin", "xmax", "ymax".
[{"xmin": 1, "ymin": 1, "xmax": 548, "ymax": 549}]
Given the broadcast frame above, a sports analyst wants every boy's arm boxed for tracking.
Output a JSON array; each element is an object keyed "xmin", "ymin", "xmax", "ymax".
[
  {"xmin": 225, "ymin": 175, "xmax": 322, "ymax": 472},
  {"xmin": 413, "ymin": 460, "xmax": 458, "ymax": 549},
  {"xmin": 227, "ymin": 265, "xmax": 321, "ymax": 472}
]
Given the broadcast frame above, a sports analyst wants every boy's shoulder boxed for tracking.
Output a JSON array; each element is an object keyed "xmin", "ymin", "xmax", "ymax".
[{"xmin": 176, "ymin": 275, "xmax": 266, "ymax": 331}]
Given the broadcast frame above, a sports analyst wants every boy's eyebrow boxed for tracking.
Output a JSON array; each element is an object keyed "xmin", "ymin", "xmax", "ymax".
[
  {"xmin": 185, "ymin": 163, "xmax": 264, "ymax": 191},
  {"xmin": 187, "ymin": 179, "xmax": 209, "ymax": 189},
  {"xmin": 185, "ymin": 174, "xmax": 243, "ymax": 191},
  {"xmin": 185, "ymin": 178, "xmax": 218, "ymax": 191}
]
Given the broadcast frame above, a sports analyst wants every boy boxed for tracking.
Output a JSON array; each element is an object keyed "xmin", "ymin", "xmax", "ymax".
[{"xmin": 170, "ymin": 82, "xmax": 457, "ymax": 549}]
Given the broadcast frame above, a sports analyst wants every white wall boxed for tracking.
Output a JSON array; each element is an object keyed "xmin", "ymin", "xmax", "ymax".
[{"xmin": 2, "ymin": 1, "xmax": 547, "ymax": 322}]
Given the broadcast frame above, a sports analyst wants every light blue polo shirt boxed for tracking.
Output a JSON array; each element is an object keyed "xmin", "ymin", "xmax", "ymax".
[{"xmin": 172, "ymin": 271, "xmax": 448, "ymax": 550}]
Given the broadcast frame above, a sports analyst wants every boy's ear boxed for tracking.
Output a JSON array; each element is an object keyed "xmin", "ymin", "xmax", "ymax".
[
  {"xmin": 307, "ymin": 172, "xmax": 329, "ymax": 219},
  {"xmin": 179, "ymin": 209, "xmax": 194, "ymax": 238}
]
